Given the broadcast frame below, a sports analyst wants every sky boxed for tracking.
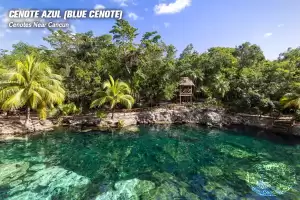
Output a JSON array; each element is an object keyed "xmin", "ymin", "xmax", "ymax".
[{"xmin": 0, "ymin": 0, "xmax": 299, "ymax": 60}]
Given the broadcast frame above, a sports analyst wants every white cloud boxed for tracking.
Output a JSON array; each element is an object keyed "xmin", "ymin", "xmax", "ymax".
[
  {"xmin": 128, "ymin": 12, "xmax": 139, "ymax": 20},
  {"xmin": 264, "ymin": 32, "xmax": 272, "ymax": 38},
  {"xmin": 94, "ymin": 4, "xmax": 105, "ymax": 9},
  {"xmin": 0, "ymin": 32, "xmax": 4, "ymax": 37},
  {"xmin": 277, "ymin": 24, "xmax": 284, "ymax": 28},
  {"xmin": 5, "ymin": 28, "xmax": 11, "ymax": 33},
  {"xmin": 164, "ymin": 22, "xmax": 170, "ymax": 28},
  {"xmin": 42, "ymin": 29, "xmax": 48, "ymax": 34},
  {"xmin": 112, "ymin": 0, "xmax": 128, "ymax": 7},
  {"xmin": 70, "ymin": 25, "xmax": 76, "ymax": 33},
  {"xmin": 154, "ymin": 0, "xmax": 191, "ymax": 15},
  {"xmin": 1, "ymin": 13, "xmax": 8, "ymax": 24}
]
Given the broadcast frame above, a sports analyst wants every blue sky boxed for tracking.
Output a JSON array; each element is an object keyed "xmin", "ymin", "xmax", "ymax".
[{"xmin": 0, "ymin": 0, "xmax": 299, "ymax": 60}]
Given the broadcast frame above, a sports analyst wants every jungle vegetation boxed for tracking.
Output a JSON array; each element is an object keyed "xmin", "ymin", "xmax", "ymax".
[{"xmin": 0, "ymin": 19, "xmax": 300, "ymax": 120}]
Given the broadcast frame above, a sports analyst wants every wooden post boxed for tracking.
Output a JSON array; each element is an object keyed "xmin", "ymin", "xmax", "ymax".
[
  {"xmin": 180, "ymin": 86, "xmax": 181, "ymax": 104},
  {"xmin": 191, "ymin": 86, "xmax": 192, "ymax": 104}
]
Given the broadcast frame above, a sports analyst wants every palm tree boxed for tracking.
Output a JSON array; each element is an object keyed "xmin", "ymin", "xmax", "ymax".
[
  {"xmin": 280, "ymin": 93, "xmax": 300, "ymax": 109},
  {"xmin": 0, "ymin": 55, "xmax": 65, "ymax": 124},
  {"xmin": 212, "ymin": 75, "xmax": 230, "ymax": 98},
  {"xmin": 90, "ymin": 75, "xmax": 134, "ymax": 119}
]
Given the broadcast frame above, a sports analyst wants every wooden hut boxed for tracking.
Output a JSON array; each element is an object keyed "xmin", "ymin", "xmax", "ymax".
[{"xmin": 179, "ymin": 77, "xmax": 194, "ymax": 104}]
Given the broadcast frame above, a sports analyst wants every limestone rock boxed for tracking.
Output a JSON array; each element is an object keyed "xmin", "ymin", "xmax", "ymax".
[
  {"xmin": 95, "ymin": 178, "xmax": 155, "ymax": 200},
  {"xmin": 142, "ymin": 172, "xmax": 200, "ymax": 200},
  {"xmin": 29, "ymin": 164, "xmax": 47, "ymax": 171},
  {"xmin": 235, "ymin": 162, "xmax": 296, "ymax": 196},
  {"xmin": 122, "ymin": 125, "xmax": 140, "ymax": 133},
  {"xmin": 7, "ymin": 191, "xmax": 48, "ymax": 200},
  {"xmin": 0, "ymin": 162, "xmax": 29, "ymax": 186},
  {"xmin": 142, "ymin": 182, "xmax": 199, "ymax": 200},
  {"xmin": 203, "ymin": 181, "xmax": 238, "ymax": 200},
  {"xmin": 5, "ymin": 166, "xmax": 91, "ymax": 200},
  {"xmin": 202, "ymin": 111, "xmax": 222, "ymax": 127},
  {"xmin": 292, "ymin": 124, "xmax": 300, "ymax": 136},
  {"xmin": 0, "ymin": 117, "xmax": 55, "ymax": 135},
  {"xmin": 25, "ymin": 166, "xmax": 90, "ymax": 199}
]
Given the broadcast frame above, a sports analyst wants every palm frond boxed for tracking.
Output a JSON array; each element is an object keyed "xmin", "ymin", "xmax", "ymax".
[
  {"xmin": 109, "ymin": 75, "xmax": 115, "ymax": 86},
  {"xmin": 103, "ymin": 80, "xmax": 112, "ymax": 89},
  {"xmin": 119, "ymin": 95, "xmax": 134, "ymax": 109},
  {"xmin": 2, "ymin": 89, "xmax": 26, "ymax": 110},
  {"xmin": 0, "ymin": 54, "xmax": 65, "ymax": 118},
  {"xmin": 90, "ymin": 75, "xmax": 134, "ymax": 112}
]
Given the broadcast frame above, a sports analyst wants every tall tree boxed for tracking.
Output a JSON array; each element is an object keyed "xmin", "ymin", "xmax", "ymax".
[
  {"xmin": 109, "ymin": 19, "xmax": 139, "ymax": 81},
  {"xmin": 234, "ymin": 42, "xmax": 265, "ymax": 68},
  {"xmin": 44, "ymin": 30, "xmax": 110, "ymax": 108},
  {"xmin": 0, "ymin": 55, "xmax": 65, "ymax": 124}
]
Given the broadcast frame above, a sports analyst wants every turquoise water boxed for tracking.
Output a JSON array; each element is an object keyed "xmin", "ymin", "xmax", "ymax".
[{"xmin": 1, "ymin": 125, "xmax": 300, "ymax": 200}]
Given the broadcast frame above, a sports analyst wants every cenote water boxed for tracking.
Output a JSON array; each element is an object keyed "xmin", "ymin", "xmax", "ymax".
[{"xmin": 1, "ymin": 125, "xmax": 300, "ymax": 200}]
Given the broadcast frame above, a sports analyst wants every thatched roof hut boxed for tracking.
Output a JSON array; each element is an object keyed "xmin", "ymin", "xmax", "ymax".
[{"xmin": 179, "ymin": 77, "xmax": 194, "ymax": 86}]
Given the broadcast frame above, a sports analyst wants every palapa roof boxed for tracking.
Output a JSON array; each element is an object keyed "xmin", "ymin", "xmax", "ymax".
[{"xmin": 179, "ymin": 77, "xmax": 194, "ymax": 86}]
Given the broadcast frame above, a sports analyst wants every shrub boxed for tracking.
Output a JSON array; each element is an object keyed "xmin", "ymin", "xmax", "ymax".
[
  {"xmin": 117, "ymin": 120, "xmax": 125, "ymax": 129},
  {"xmin": 49, "ymin": 103, "xmax": 80, "ymax": 118},
  {"xmin": 96, "ymin": 111, "xmax": 107, "ymax": 119},
  {"xmin": 203, "ymin": 97, "xmax": 223, "ymax": 108},
  {"xmin": 60, "ymin": 103, "xmax": 81, "ymax": 116}
]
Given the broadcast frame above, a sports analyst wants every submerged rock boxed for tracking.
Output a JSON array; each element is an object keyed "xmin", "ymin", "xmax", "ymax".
[
  {"xmin": 199, "ymin": 166, "xmax": 223, "ymax": 177},
  {"xmin": 29, "ymin": 164, "xmax": 47, "ymax": 171},
  {"xmin": 5, "ymin": 166, "xmax": 91, "ymax": 200},
  {"xmin": 122, "ymin": 125, "xmax": 140, "ymax": 133},
  {"xmin": 96, "ymin": 174, "xmax": 200, "ymax": 200},
  {"xmin": 95, "ymin": 178, "xmax": 155, "ymax": 200},
  {"xmin": 7, "ymin": 191, "xmax": 49, "ymax": 200},
  {"xmin": 143, "ymin": 172, "xmax": 200, "ymax": 200},
  {"xmin": 216, "ymin": 144, "xmax": 254, "ymax": 158},
  {"xmin": 0, "ymin": 162, "xmax": 29, "ymax": 186},
  {"xmin": 25, "ymin": 166, "xmax": 90, "ymax": 199},
  {"xmin": 142, "ymin": 182, "xmax": 199, "ymax": 200},
  {"xmin": 204, "ymin": 181, "xmax": 238, "ymax": 200},
  {"xmin": 235, "ymin": 162, "xmax": 296, "ymax": 196}
]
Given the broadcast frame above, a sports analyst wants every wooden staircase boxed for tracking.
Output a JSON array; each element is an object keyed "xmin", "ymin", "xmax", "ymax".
[{"xmin": 269, "ymin": 116, "xmax": 295, "ymax": 134}]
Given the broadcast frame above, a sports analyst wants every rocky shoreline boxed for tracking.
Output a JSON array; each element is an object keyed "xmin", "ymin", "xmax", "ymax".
[{"xmin": 1, "ymin": 106, "xmax": 299, "ymax": 138}]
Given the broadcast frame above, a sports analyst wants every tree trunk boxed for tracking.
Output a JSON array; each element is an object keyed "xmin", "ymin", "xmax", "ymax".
[
  {"xmin": 25, "ymin": 107, "xmax": 31, "ymax": 126},
  {"xmin": 26, "ymin": 107, "xmax": 30, "ymax": 120},
  {"xmin": 111, "ymin": 108, "xmax": 114, "ymax": 119}
]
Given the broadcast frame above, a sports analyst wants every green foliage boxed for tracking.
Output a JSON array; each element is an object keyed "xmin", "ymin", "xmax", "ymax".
[
  {"xmin": 60, "ymin": 103, "xmax": 81, "ymax": 116},
  {"xmin": 280, "ymin": 93, "xmax": 300, "ymax": 109},
  {"xmin": 50, "ymin": 103, "xmax": 81, "ymax": 117},
  {"xmin": 0, "ymin": 54, "xmax": 65, "ymax": 121},
  {"xmin": 96, "ymin": 111, "xmax": 107, "ymax": 119},
  {"xmin": 90, "ymin": 75, "xmax": 134, "ymax": 119},
  {"xmin": 0, "ymin": 20, "xmax": 299, "ymax": 116},
  {"xmin": 117, "ymin": 120, "xmax": 125, "ymax": 129},
  {"xmin": 203, "ymin": 97, "xmax": 222, "ymax": 107}
]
